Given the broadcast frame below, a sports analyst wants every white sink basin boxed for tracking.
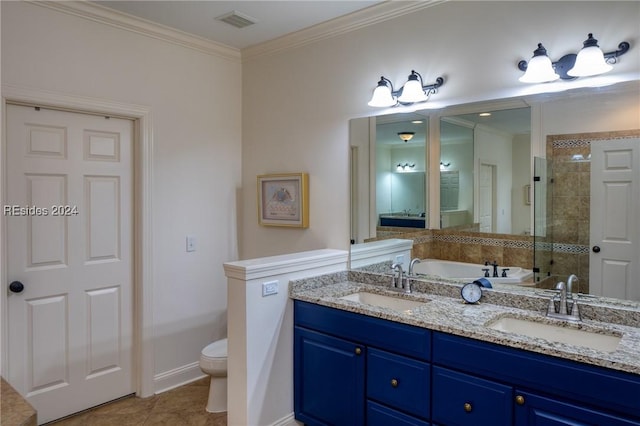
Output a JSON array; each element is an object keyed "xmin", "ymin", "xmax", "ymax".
[
  {"xmin": 486, "ymin": 316, "xmax": 622, "ymax": 353},
  {"xmin": 339, "ymin": 291, "xmax": 428, "ymax": 313}
]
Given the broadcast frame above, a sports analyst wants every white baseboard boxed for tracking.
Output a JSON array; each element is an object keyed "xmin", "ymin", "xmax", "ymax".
[
  {"xmin": 153, "ymin": 361, "xmax": 206, "ymax": 394},
  {"xmin": 270, "ymin": 413, "xmax": 301, "ymax": 426}
]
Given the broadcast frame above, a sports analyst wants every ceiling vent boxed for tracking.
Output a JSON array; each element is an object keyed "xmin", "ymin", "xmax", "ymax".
[{"xmin": 215, "ymin": 11, "xmax": 257, "ymax": 29}]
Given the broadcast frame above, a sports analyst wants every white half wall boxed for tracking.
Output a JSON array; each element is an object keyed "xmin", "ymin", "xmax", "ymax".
[{"xmin": 224, "ymin": 249, "xmax": 348, "ymax": 426}]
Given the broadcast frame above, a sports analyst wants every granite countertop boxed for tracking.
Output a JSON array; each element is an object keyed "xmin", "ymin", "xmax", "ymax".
[{"xmin": 290, "ymin": 272, "xmax": 640, "ymax": 376}]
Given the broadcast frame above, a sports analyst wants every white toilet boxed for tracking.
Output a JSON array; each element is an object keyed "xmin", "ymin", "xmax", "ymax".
[{"xmin": 199, "ymin": 338, "xmax": 228, "ymax": 413}]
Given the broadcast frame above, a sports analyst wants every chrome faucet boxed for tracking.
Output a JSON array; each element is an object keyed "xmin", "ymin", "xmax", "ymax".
[
  {"xmin": 408, "ymin": 258, "xmax": 421, "ymax": 277},
  {"xmin": 547, "ymin": 279, "xmax": 581, "ymax": 321},
  {"xmin": 391, "ymin": 262, "xmax": 411, "ymax": 293},
  {"xmin": 567, "ymin": 274, "xmax": 579, "ymax": 294},
  {"xmin": 391, "ymin": 263, "xmax": 404, "ymax": 289}
]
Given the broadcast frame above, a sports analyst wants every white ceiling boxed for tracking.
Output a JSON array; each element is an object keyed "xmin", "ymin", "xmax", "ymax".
[
  {"xmin": 94, "ymin": 1, "xmax": 384, "ymax": 49},
  {"xmin": 376, "ymin": 108, "xmax": 532, "ymax": 147}
]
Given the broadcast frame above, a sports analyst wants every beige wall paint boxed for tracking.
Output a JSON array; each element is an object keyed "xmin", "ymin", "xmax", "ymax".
[
  {"xmin": 241, "ymin": 1, "xmax": 640, "ymax": 259},
  {"xmin": 1, "ymin": 2, "xmax": 242, "ymax": 389}
]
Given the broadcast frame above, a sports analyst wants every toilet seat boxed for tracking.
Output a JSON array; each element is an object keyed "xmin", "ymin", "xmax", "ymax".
[
  {"xmin": 200, "ymin": 338, "xmax": 227, "ymax": 377},
  {"xmin": 202, "ymin": 338, "xmax": 227, "ymax": 359}
]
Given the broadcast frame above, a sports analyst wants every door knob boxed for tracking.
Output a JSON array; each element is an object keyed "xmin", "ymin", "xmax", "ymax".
[
  {"xmin": 592, "ymin": 246, "xmax": 601, "ymax": 253},
  {"xmin": 9, "ymin": 281, "xmax": 24, "ymax": 293}
]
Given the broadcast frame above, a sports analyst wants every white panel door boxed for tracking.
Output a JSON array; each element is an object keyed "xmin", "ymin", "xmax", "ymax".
[
  {"xmin": 6, "ymin": 105, "xmax": 134, "ymax": 423},
  {"xmin": 590, "ymin": 138, "xmax": 640, "ymax": 301}
]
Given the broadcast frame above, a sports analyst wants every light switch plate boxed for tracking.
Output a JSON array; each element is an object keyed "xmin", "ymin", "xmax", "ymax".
[{"xmin": 186, "ymin": 235, "xmax": 196, "ymax": 252}]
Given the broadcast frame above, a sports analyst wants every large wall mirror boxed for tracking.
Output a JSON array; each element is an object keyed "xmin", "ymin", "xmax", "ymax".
[
  {"xmin": 440, "ymin": 107, "xmax": 531, "ymax": 234},
  {"xmin": 349, "ymin": 80, "xmax": 640, "ymax": 303}
]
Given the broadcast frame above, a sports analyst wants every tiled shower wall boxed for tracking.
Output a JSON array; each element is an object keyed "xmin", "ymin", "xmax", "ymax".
[
  {"xmin": 369, "ymin": 228, "xmax": 534, "ymax": 271},
  {"xmin": 545, "ymin": 130, "xmax": 640, "ymax": 294}
]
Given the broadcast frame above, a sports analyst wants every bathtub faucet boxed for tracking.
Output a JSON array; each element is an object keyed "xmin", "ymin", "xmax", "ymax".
[{"xmin": 485, "ymin": 260, "xmax": 499, "ymax": 278}]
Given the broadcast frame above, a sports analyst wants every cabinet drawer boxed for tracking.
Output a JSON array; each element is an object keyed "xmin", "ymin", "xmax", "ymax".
[
  {"xmin": 514, "ymin": 390, "xmax": 640, "ymax": 426},
  {"xmin": 295, "ymin": 300, "xmax": 430, "ymax": 360},
  {"xmin": 367, "ymin": 401, "xmax": 430, "ymax": 426},
  {"xmin": 367, "ymin": 348, "xmax": 430, "ymax": 419},
  {"xmin": 433, "ymin": 331, "xmax": 640, "ymax": 415},
  {"xmin": 432, "ymin": 366, "xmax": 512, "ymax": 426}
]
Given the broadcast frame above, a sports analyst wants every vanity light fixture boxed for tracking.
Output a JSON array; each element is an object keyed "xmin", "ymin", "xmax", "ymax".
[
  {"xmin": 518, "ymin": 33, "xmax": 630, "ymax": 83},
  {"xmin": 397, "ymin": 131, "xmax": 415, "ymax": 142},
  {"xmin": 368, "ymin": 71, "xmax": 444, "ymax": 107}
]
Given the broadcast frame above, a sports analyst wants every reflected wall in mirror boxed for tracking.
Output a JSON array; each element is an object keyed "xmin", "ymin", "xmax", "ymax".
[
  {"xmin": 440, "ymin": 107, "xmax": 531, "ymax": 234},
  {"xmin": 349, "ymin": 81, "xmax": 640, "ymax": 303},
  {"xmin": 349, "ymin": 112, "xmax": 428, "ymax": 244},
  {"xmin": 376, "ymin": 113, "xmax": 427, "ymax": 228}
]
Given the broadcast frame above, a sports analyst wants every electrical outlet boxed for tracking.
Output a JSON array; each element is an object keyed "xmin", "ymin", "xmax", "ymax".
[
  {"xmin": 262, "ymin": 280, "xmax": 278, "ymax": 297},
  {"xmin": 186, "ymin": 235, "xmax": 196, "ymax": 252},
  {"xmin": 395, "ymin": 254, "xmax": 405, "ymax": 265}
]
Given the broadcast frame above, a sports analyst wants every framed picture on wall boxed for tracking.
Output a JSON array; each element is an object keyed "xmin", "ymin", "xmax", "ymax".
[{"xmin": 257, "ymin": 173, "xmax": 309, "ymax": 228}]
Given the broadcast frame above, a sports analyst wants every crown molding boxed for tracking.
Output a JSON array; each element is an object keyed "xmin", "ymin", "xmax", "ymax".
[
  {"xmin": 242, "ymin": 0, "xmax": 448, "ymax": 61},
  {"xmin": 29, "ymin": 0, "xmax": 241, "ymax": 62}
]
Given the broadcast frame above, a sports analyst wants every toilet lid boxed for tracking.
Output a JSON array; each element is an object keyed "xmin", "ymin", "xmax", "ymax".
[{"xmin": 202, "ymin": 338, "xmax": 227, "ymax": 358}]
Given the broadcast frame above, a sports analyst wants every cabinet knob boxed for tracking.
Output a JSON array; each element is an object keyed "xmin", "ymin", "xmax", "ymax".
[
  {"xmin": 390, "ymin": 378, "xmax": 398, "ymax": 388},
  {"xmin": 515, "ymin": 395, "xmax": 525, "ymax": 405},
  {"xmin": 463, "ymin": 402, "xmax": 472, "ymax": 413},
  {"xmin": 354, "ymin": 347, "xmax": 362, "ymax": 355}
]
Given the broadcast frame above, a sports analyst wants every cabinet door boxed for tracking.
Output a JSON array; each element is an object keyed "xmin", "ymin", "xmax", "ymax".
[
  {"xmin": 432, "ymin": 366, "xmax": 512, "ymax": 426},
  {"xmin": 514, "ymin": 391, "xmax": 640, "ymax": 426},
  {"xmin": 294, "ymin": 327, "xmax": 365, "ymax": 426}
]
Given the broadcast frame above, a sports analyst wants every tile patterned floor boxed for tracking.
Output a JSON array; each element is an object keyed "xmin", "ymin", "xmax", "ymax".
[{"xmin": 48, "ymin": 378, "xmax": 227, "ymax": 425}]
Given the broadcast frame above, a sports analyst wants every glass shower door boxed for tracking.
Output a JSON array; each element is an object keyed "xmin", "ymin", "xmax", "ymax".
[{"xmin": 533, "ymin": 157, "xmax": 552, "ymax": 283}]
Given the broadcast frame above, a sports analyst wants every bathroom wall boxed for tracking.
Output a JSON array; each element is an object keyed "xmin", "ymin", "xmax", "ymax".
[
  {"xmin": 475, "ymin": 124, "xmax": 514, "ymax": 233},
  {"xmin": 1, "ymin": 2, "xmax": 242, "ymax": 392},
  {"xmin": 240, "ymin": 1, "xmax": 640, "ymax": 260},
  {"xmin": 512, "ymin": 134, "xmax": 532, "ymax": 235}
]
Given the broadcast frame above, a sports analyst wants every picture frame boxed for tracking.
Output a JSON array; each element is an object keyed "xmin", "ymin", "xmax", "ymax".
[{"xmin": 257, "ymin": 173, "xmax": 309, "ymax": 228}]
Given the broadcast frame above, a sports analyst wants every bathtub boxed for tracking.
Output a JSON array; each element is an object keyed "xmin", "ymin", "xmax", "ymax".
[{"xmin": 412, "ymin": 259, "xmax": 533, "ymax": 285}]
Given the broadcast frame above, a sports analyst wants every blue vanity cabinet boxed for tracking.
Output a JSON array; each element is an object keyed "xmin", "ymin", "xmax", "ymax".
[
  {"xmin": 294, "ymin": 300, "xmax": 431, "ymax": 426},
  {"xmin": 432, "ymin": 331, "xmax": 640, "ymax": 426},
  {"xmin": 294, "ymin": 327, "xmax": 365, "ymax": 426}
]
